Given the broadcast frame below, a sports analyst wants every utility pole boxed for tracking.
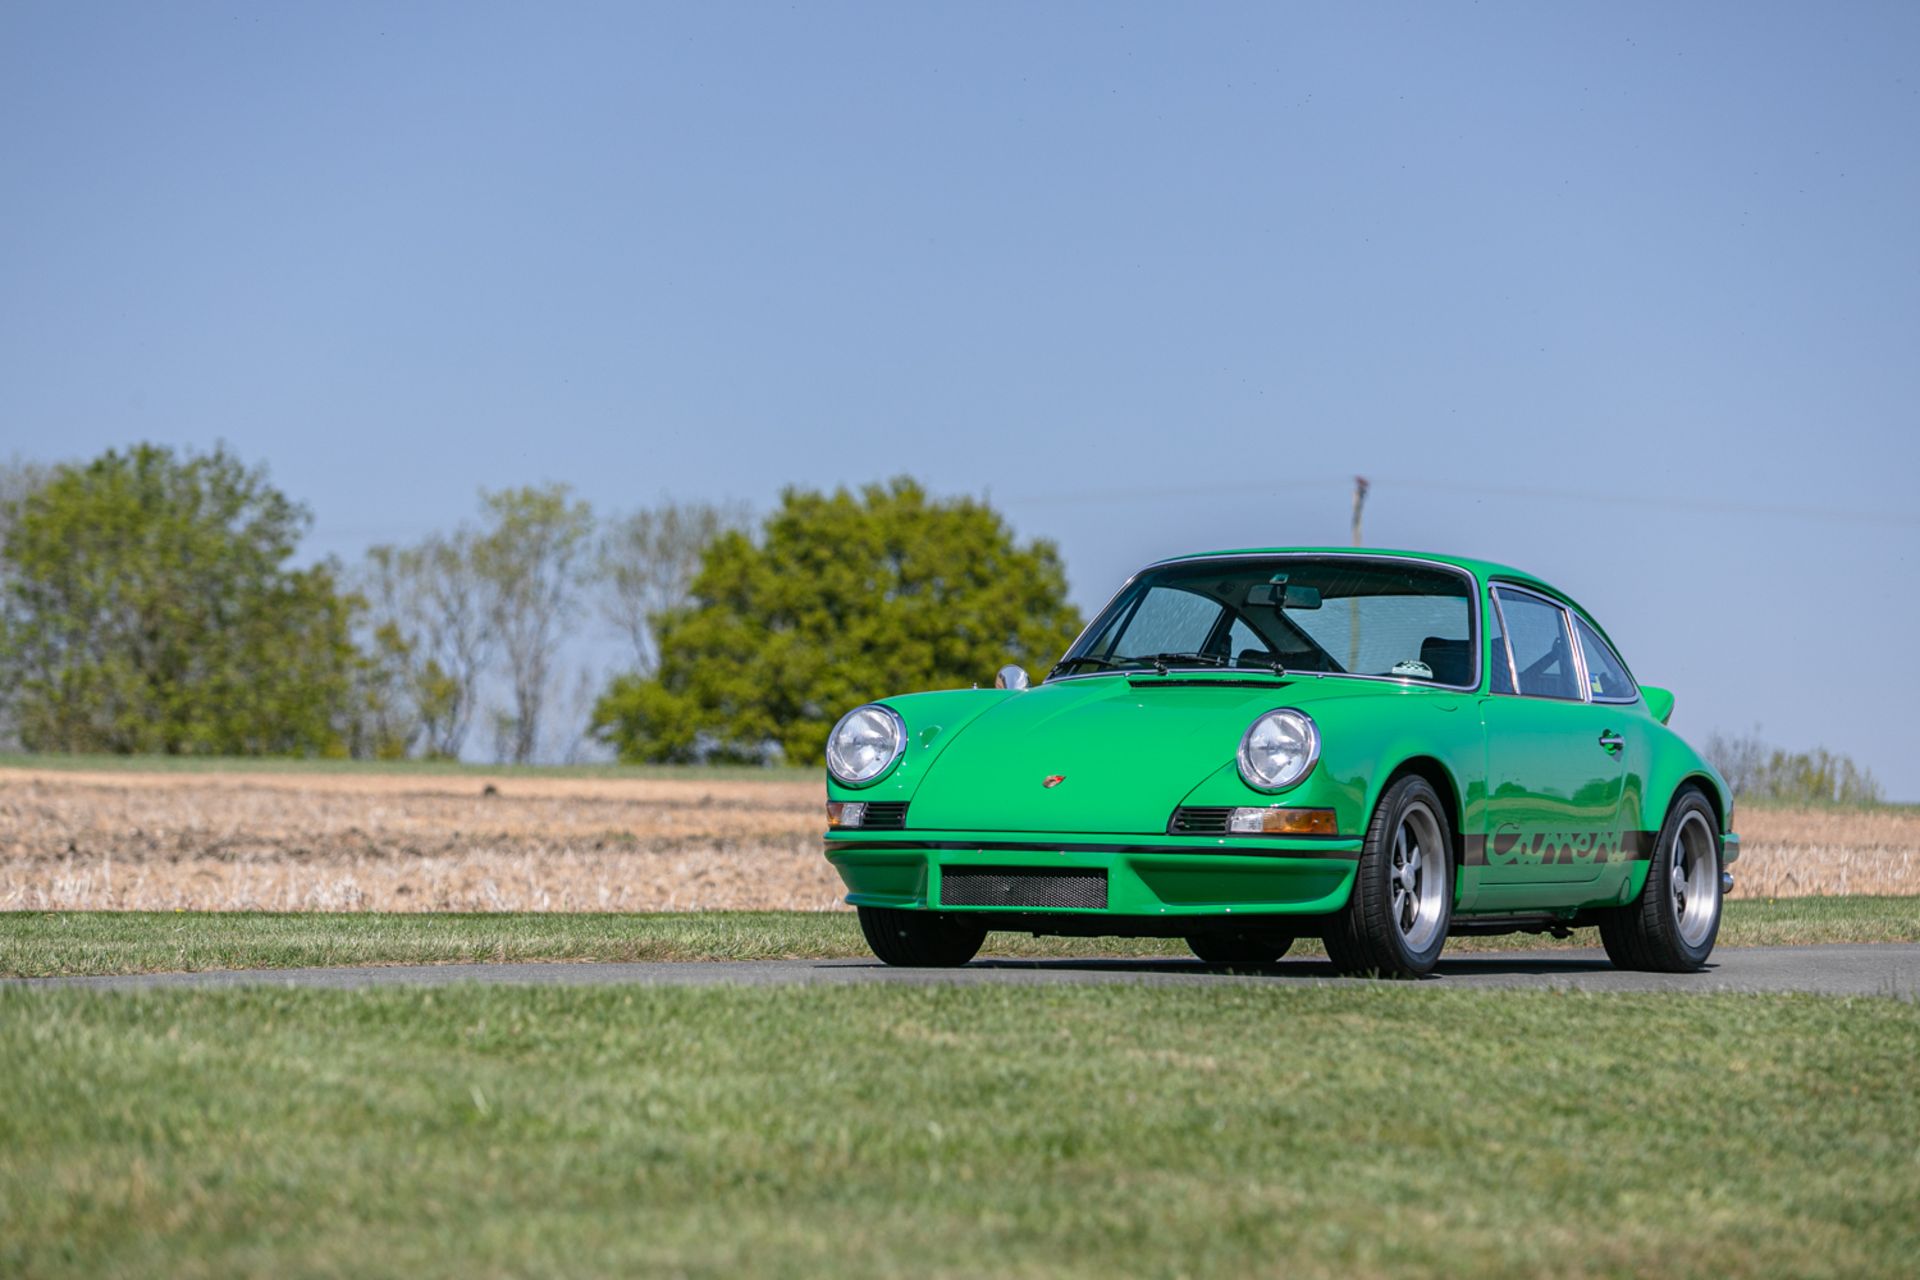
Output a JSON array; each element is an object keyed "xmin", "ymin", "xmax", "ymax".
[{"xmin": 1348, "ymin": 476, "xmax": 1368, "ymax": 671}]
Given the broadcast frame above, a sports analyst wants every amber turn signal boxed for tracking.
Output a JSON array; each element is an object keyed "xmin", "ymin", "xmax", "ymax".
[
  {"xmin": 1227, "ymin": 806, "xmax": 1338, "ymax": 836},
  {"xmin": 826, "ymin": 802, "xmax": 867, "ymax": 829}
]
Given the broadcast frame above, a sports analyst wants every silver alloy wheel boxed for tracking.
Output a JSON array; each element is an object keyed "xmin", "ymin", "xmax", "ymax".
[
  {"xmin": 1390, "ymin": 799, "xmax": 1447, "ymax": 951},
  {"xmin": 1669, "ymin": 810, "xmax": 1720, "ymax": 947}
]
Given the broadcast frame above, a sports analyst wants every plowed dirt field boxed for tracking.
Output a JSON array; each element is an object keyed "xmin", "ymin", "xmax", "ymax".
[{"xmin": 2, "ymin": 768, "xmax": 1913, "ymax": 911}]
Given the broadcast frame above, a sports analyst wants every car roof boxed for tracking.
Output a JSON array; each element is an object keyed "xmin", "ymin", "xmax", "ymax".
[
  {"xmin": 1128, "ymin": 547, "xmax": 1636, "ymax": 677},
  {"xmin": 1152, "ymin": 546, "xmax": 1569, "ymax": 603}
]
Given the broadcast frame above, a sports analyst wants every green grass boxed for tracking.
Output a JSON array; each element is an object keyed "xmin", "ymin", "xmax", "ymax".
[
  {"xmin": 4, "ymin": 896, "xmax": 1917, "ymax": 978},
  {"xmin": 2, "ymin": 982, "xmax": 1916, "ymax": 1278},
  {"xmin": 0, "ymin": 750, "xmax": 812, "ymax": 782}
]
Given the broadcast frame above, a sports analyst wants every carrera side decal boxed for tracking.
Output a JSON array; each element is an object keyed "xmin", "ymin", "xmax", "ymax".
[{"xmin": 1461, "ymin": 827, "xmax": 1660, "ymax": 867}]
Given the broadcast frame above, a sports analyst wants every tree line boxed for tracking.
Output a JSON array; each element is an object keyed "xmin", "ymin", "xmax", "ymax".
[
  {"xmin": 0, "ymin": 444, "xmax": 1081, "ymax": 765},
  {"xmin": 9, "ymin": 442, "xmax": 1888, "ymax": 797},
  {"xmin": 1702, "ymin": 730, "xmax": 1884, "ymax": 807}
]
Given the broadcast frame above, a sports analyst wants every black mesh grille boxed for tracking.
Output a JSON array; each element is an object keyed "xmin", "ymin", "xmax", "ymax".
[
  {"xmin": 860, "ymin": 802, "xmax": 910, "ymax": 830},
  {"xmin": 940, "ymin": 866, "xmax": 1108, "ymax": 909},
  {"xmin": 1169, "ymin": 806, "xmax": 1235, "ymax": 835}
]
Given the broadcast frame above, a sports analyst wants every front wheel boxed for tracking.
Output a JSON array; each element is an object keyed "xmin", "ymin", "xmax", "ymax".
[
  {"xmin": 1598, "ymin": 788, "xmax": 1722, "ymax": 972},
  {"xmin": 1186, "ymin": 931, "xmax": 1294, "ymax": 965},
  {"xmin": 856, "ymin": 906, "xmax": 987, "ymax": 967},
  {"xmin": 1323, "ymin": 776, "xmax": 1454, "ymax": 978}
]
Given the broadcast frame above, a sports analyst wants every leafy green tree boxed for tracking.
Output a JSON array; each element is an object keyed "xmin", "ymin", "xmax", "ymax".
[
  {"xmin": 593, "ymin": 478, "xmax": 1083, "ymax": 765},
  {"xmin": 0, "ymin": 444, "xmax": 360, "ymax": 755}
]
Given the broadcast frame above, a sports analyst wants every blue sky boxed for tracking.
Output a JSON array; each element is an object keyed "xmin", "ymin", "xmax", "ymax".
[{"xmin": 3, "ymin": 2, "xmax": 1916, "ymax": 791}]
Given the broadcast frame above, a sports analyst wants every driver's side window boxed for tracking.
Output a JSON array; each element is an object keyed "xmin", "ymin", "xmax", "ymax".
[{"xmin": 1493, "ymin": 589, "xmax": 1581, "ymax": 700}]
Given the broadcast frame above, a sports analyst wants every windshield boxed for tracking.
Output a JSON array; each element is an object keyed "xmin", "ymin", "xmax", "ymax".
[{"xmin": 1055, "ymin": 556, "xmax": 1477, "ymax": 686}]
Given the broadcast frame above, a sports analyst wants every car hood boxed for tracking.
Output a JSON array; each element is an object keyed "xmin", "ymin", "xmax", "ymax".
[{"xmin": 898, "ymin": 674, "xmax": 1345, "ymax": 834}]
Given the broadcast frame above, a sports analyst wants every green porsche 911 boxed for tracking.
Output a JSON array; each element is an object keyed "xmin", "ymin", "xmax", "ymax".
[{"xmin": 823, "ymin": 548, "xmax": 1737, "ymax": 978}]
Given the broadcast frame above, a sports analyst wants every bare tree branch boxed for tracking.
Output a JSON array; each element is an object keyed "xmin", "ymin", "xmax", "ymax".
[
  {"xmin": 360, "ymin": 532, "xmax": 493, "ymax": 759},
  {"xmin": 473, "ymin": 484, "xmax": 593, "ymax": 765},
  {"xmin": 595, "ymin": 500, "xmax": 749, "ymax": 675}
]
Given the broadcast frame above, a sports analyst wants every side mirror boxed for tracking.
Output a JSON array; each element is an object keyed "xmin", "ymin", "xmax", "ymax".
[
  {"xmin": 994, "ymin": 665, "xmax": 1031, "ymax": 691},
  {"xmin": 1640, "ymin": 685, "xmax": 1675, "ymax": 725}
]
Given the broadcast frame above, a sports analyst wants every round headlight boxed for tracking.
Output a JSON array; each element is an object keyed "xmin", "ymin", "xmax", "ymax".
[
  {"xmin": 1237, "ymin": 709, "xmax": 1320, "ymax": 791},
  {"xmin": 826, "ymin": 704, "xmax": 906, "ymax": 786}
]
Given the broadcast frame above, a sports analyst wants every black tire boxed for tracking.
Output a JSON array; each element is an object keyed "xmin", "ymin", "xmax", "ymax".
[
  {"xmin": 1598, "ymin": 787, "xmax": 1722, "ymax": 972},
  {"xmin": 856, "ymin": 906, "xmax": 988, "ymax": 967},
  {"xmin": 1185, "ymin": 931, "xmax": 1294, "ymax": 966},
  {"xmin": 1324, "ymin": 776, "xmax": 1454, "ymax": 978}
]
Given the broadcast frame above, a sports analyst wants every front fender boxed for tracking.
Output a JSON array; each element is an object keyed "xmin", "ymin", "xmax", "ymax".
[
  {"xmin": 1175, "ymin": 688, "xmax": 1485, "ymax": 838},
  {"xmin": 824, "ymin": 689, "xmax": 1014, "ymax": 804}
]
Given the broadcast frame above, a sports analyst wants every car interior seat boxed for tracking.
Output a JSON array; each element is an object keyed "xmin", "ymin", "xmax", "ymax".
[{"xmin": 1418, "ymin": 636, "xmax": 1471, "ymax": 685}]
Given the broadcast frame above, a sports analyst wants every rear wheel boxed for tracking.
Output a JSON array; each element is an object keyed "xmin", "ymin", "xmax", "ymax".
[
  {"xmin": 1185, "ymin": 931, "xmax": 1293, "ymax": 965},
  {"xmin": 1598, "ymin": 788, "xmax": 1721, "ymax": 972},
  {"xmin": 856, "ymin": 906, "xmax": 987, "ymax": 967},
  {"xmin": 1324, "ymin": 776, "xmax": 1453, "ymax": 978}
]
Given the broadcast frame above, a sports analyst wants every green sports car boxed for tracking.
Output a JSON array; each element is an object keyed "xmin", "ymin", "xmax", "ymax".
[{"xmin": 823, "ymin": 548, "xmax": 1737, "ymax": 978}]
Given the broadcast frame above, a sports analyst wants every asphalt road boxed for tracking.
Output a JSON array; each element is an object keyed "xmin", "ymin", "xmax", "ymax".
[{"xmin": 14, "ymin": 944, "xmax": 1920, "ymax": 998}]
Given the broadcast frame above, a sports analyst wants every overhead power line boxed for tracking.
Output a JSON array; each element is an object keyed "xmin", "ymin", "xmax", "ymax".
[{"xmin": 1004, "ymin": 474, "xmax": 1920, "ymax": 530}]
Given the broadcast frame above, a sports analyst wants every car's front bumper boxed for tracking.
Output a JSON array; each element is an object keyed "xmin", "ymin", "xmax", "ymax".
[{"xmin": 824, "ymin": 829, "xmax": 1361, "ymax": 917}]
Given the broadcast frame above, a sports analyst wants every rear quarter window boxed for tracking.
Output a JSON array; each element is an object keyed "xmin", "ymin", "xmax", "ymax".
[{"xmin": 1573, "ymin": 615, "xmax": 1636, "ymax": 702}]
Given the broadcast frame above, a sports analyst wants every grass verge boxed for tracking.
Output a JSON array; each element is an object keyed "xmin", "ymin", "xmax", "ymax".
[
  {"xmin": 3, "ymin": 895, "xmax": 1917, "ymax": 978},
  {"xmin": 2, "ymin": 982, "xmax": 1917, "ymax": 1278}
]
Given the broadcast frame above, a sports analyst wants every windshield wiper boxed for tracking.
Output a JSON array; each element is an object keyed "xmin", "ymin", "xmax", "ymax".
[
  {"xmin": 1124, "ymin": 651, "xmax": 1230, "ymax": 675},
  {"xmin": 1052, "ymin": 651, "xmax": 1239, "ymax": 678}
]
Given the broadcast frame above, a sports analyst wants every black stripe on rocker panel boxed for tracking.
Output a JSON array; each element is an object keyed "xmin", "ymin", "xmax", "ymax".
[{"xmin": 1460, "ymin": 830, "xmax": 1659, "ymax": 867}]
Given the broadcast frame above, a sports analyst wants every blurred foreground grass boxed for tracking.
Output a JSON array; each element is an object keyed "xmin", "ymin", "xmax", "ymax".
[{"xmin": 2, "ymin": 981, "xmax": 1916, "ymax": 1279}]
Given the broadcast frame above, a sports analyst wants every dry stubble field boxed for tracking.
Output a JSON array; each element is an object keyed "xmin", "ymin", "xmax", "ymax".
[{"xmin": 1, "ymin": 766, "xmax": 1916, "ymax": 911}]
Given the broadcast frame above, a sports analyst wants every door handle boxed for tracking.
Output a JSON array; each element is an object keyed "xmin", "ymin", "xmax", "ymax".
[{"xmin": 1598, "ymin": 731, "xmax": 1624, "ymax": 753}]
